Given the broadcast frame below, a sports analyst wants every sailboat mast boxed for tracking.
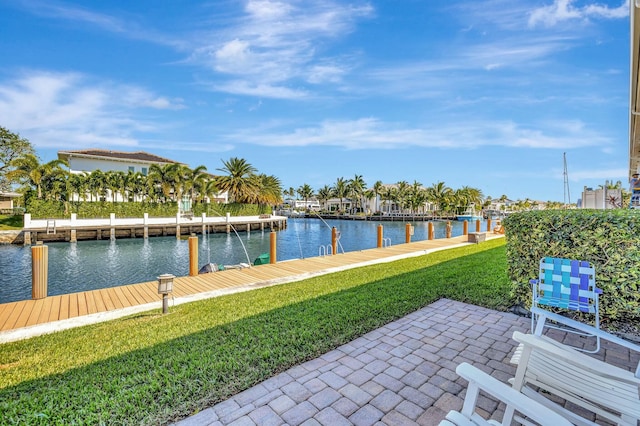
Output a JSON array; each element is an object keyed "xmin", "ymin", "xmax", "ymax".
[{"xmin": 563, "ymin": 152, "xmax": 571, "ymax": 205}]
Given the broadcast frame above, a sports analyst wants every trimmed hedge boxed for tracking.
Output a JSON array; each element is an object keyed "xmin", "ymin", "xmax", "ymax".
[
  {"xmin": 503, "ymin": 209, "xmax": 640, "ymax": 322},
  {"xmin": 25, "ymin": 200, "xmax": 271, "ymax": 219}
]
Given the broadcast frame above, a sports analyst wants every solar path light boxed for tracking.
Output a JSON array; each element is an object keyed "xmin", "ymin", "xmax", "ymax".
[{"xmin": 157, "ymin": 274, "xmax": 175, "ymax": 314}]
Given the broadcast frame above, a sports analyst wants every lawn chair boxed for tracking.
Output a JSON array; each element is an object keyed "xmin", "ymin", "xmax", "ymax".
[
  {"xmin": 530, "ymin": 257, "xmax": 602, "ymax": 353},
  {"xmin": 439, "ymin": 362, "xmax": 572, "ymax": 426},
  {"xmin": 507, "ymin": 311, "xmax": 640, "ymax": 426}
]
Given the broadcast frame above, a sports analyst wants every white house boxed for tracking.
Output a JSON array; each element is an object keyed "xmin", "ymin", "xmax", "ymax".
[
  {"xmin": 57, "ymin": 149, "xmax": 228, "ymax": 204},
  {"xmin": 0, "ymin": 191, "xmax": 21, "ymax": 211},
  {"xmin": 58, "ymin": 149, "xmax": 181, "ymax": 177}
]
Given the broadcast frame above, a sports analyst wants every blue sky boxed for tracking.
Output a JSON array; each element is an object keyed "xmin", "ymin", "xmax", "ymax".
[{"xmin": 0, "ymin": 0, "xmax": 631, "ymax": 202}]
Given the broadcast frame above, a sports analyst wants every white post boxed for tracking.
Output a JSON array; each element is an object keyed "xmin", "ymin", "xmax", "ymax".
[{"xmin": 24, "ymin": 213, "xmax": 31, "ymax": 228}]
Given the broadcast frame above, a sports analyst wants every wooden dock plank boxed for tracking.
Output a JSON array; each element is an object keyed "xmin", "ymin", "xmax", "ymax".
[
  {"xmin": 59, "ymin": 295, "xmax": 71, "ymax": 321},
  {"xmin": 0, "ymin": 302, "xmax": 24, "ymax": 331},
  {"xmin": 25, "ymin": 299, "xmax": 45, "ymax": 327},
  {"xmin": 47, "ymin": 297, "xmax": 62, "ymax": 322},
  {"xmin": 37, "ymin": 297, "xmax": 55, "ymax": 325}
]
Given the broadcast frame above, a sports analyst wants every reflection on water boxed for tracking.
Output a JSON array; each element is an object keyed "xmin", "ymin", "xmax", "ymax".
[{"xmin": 0, "ymin": 218, "xmax": 482, "ymax": 303}]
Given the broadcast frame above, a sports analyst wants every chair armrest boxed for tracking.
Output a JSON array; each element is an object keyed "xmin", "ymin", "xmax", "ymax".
[
  {"xmin": 531, "ymin": 306, "xmax": 640, "ymax": 354},
  {"xmin": 455, "ymin": 363, "xmax": 573, "ymax": 426},
  {"xmin": 513, "ymin": 331, "xmax": 640, "ymax": 384}
]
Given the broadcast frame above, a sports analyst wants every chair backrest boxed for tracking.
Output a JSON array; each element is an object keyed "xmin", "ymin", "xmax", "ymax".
[{"xmin": 536, "ymin": 257, "xmax": 598, "ymax": 312}]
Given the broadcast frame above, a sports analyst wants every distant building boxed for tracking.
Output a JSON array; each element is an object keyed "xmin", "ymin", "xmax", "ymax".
[
  {"xmin": 580, "ymin": 186, "xmax": 623, "ymax": 209},
  {"xmin": 0, "ymin": 191, "xmax": 21, "ymax": 211}
]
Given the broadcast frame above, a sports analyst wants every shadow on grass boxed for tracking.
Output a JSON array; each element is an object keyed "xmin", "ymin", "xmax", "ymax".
[{"xmin": 0, "ymin": 245, "xmax": 511, "ymax": 425}]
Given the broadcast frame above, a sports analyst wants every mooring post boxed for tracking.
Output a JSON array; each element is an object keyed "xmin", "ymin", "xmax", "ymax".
[
  {"xmin": 31, "ymin": 244, "xmax": 48, "ymax": 299},
  {"xmin": 486, "ymin": 218, "xmax": 492, "ymax": 232},
  {"xmin": 377, "ymin": 224, "xmax": 383, "ymax": 248},
  {"xmin": 428, "ymin": 222, "xmax": 434, "ymax": 240},
  {"xmin": 270, "ymin": 231, "xmax": 277, "ymax": 264},
  {"xmin": 475, "ymin": 219, "xmax": 481, "ymax": 233},
  {"xmin": 463, "ymin": 220, "xmax": 468, "ymax": 236},
  {"xmin": 446, "ymin": 221, "xmax": 452, "ymax": 238},
  {"xmin": 70, "ymin": 213, "xmax": 77, "ymax": 242},
  {"xmin": 405, "ymin": 223, "xmax": 411, "ymax": 244},
  {"xmin": 143, "ymin": 213, "xmax": 149, "ymax": 239},
  {"xmin": 332, "ymin": 227, "xmax": 338, "ymax": 255},
  {"xmin": 188, "ymin": 235, "xmax": 198, "ymax": 276}
]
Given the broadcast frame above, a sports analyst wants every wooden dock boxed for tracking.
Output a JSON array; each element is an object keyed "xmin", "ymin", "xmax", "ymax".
[{"xmin": 0, "ymin": 234, "xmax": 503, "ymax": 341}]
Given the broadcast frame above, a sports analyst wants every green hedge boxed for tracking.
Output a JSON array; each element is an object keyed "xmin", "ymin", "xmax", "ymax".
[
  {"xmin": 25, "ymin": 200, "xmax": 271, "ymax": 219},
  {"xmin": 503, "ymin": 209, "xmax": 640, "ymax": 322}
]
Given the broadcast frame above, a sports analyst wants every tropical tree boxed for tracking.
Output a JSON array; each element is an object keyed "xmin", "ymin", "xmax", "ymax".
[
  {"xmin": 426, "ymin": 181, "xmax": 453, "ymax": 215},
  {"xmin": 149, "ymin": 163, "xmax": 177, "ymax": 202},
  {"xmin": 333, "ymin": 177, "xmax": 348, "ymax": 213},
  {"xmin": 297, "ymin": 184, "xmax": 314, "ymax": 211},
  {"xmin": 372, "ymin": 180, "xmax": 384, "ymax": 213},
  {"xmin": 88, "ymin": 170, "xmax": 107, "ymax": 202},
  {"xmin": 0, "ymin": 126, "xmax": 35, "ymax": 191},
  {"xmin": 254, "ymin": 174, "xmax": 283, "ymax": 206},
  {"xmin": 105, "ymin": 170, "xmax": 126, "ymax": 202},
  {"xmin": 395, "ymin": 181, "xmax": 410, "ymax": 213},
  {"xmin": 7, "ymin": 154, "xmax": 68, "ymax": 199},
  {"xmin": 348, "ymin": 174, "xmax": 367, "ymax": 214},
  {"xmin": 316, "ymin": 185, "xmax": 333, "ymax": 211},
  {"xmin": 215, "ymin": 157, "xmax": 259, "ymax": 203}
]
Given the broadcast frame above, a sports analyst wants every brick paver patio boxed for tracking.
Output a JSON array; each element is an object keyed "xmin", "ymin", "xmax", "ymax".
[
  {"xmin": 168, "ymin": 300, "xmax": 487, "ymax": 424},
  {"xmin": 175, "ymin": 299, "xmax": 639, "ymax": 426}
]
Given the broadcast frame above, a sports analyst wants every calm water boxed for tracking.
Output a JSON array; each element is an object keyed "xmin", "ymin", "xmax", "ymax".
[{"xmin": 0, "ymin": 218, "xmax": 481, "ymax": 303}]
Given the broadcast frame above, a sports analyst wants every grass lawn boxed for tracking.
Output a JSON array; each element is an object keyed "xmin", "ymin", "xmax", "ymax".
[
  {"xmin": 0, "ymin": 238, "xmax": 511, "ymax": 425},
  {"xmin": 0, "ymin": 214, "xmax": 22, "ymax": 230}
]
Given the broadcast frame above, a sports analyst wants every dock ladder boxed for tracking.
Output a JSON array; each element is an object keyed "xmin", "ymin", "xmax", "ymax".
[{"xmin": 46, "ymin": 219, "xmax": 56, "ymax": 234}]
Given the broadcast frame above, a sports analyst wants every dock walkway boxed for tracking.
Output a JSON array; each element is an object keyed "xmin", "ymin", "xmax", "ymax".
[{"xmin": 0, "ymin": 234, "xmax": 502, "ymax": 343}]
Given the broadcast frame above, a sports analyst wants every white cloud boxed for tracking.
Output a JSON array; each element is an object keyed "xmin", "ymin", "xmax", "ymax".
[
  {"xmin": 528, "ymin": 0, "xmax": 628, "ymax": 28},
  {"xmin": 192, "ymin": 0, "xmax": 373, "ymax": 97},
  {"xmin": 0, "ymin": 71, "xmax": 181, "ymax": 148},
  {"xmin": 225, "ymin": 117, "xmax": 612, "ymax": 151}
]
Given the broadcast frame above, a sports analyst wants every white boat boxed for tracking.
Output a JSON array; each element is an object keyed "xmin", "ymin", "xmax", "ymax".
[{"xmin": 456, "ymin": 205, "xmax": 483, "ymax": 221}]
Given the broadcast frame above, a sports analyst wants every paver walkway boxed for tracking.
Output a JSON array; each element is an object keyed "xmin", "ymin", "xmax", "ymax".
[
  {"xmin": 175, "ymin": 299, "xmax": 527, "ymax": 426},
  {"xmin": 176, "ymin": 299, "xmax": 639, "ymax": 426}
]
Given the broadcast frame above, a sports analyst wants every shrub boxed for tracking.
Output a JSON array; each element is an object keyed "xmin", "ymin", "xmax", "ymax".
[
  {"xmin": 25, "ymin": 200, "xmax": 271, "ymax": 219},
  {"xmin": 503, "ymin": 209, "xmax": 640, "ymax": 322}
]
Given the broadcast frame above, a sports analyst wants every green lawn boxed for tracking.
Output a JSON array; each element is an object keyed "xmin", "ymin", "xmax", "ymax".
[
  {"xmin": 0, "ymin": 238, "xmax": 511, "ymax": 425},
  {"xmin": 0, "ymin": 214, "xmax": 23, "ymax": 230}
]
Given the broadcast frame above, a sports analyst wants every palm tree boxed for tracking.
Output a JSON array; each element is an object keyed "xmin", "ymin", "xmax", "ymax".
[
  {"xmin": 7, "ymin": 154, "xmax": 68, "ymax": 199},
  {"xmin": 372, "ymin": 180, "xmax": 383, "ymax": 213},
  {"xmin": 215, "ymin": 157, "xmax": 258, "ymax": 203},
  {"xmin": 88, "ymin": 170, "xmax": 107, "ymax": 202},
  {"xmin": 426, "ymin": 181, "xmax": 453, "ymax": 216},
  {"xmin": 149, "ymin": 163, "xmax": 176, "ymax": 202},
  {"xmin": 333, "ymin": 177, "xmax": 348, "ymax": 213},
  {"xmin": 105, "ymin": 170, "xmax": 126, "ymax": 202},
  {"xmin": 255, "ymin": 174, "xmax": 283, "ymax": 206},
  {"xmin": 395, "ymin": 181, "xmax": 410, "ymax": 214},
  {"xmin": 297, "ymin": 184, "xmax": 314, "ymax": 211},
  {"xmin": 348, "ymin": 174, "xmax": 367, "ymax": 214},
  {"xmin": 316, "ymin": 185, "xmax": 333, "ymax": 211}
]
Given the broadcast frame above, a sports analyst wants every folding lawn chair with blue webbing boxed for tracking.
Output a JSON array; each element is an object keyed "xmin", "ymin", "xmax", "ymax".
[{"xmin": 530, "ymin": 257, "xmax": 603, "ymax": 353}]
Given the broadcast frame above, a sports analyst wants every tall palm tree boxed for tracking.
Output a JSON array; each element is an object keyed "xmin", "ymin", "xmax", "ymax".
[
  {"xmin": 426, "ymin": 181, "xmax": 453, "ymax": 215},
  {"xmin": 105, "ymin": 170, "xmax": 126, "ymax": 202},
  {"xmin": 316, "ymin": 185, "xmax": 333, "ymax": 211},
  {"xmin": 348, "ymin": 174, "xmax": 367, "ymax": 214},
  {"xmin": 7, "ymin": 154, "xmax": 68, "ymax": 199},
  {"xmin": 255, "ymin": 174, "xmax": 283, "ymax": 206},
  {"xmin": 215, "ymin": 157, "xmax": 258, "ymax": 203},
  {"xmin": 149, "ymin": 163, "xmax": 177, "ymax": 202},
  {"xmin": 372, "ymin": 180, "xmax": 384, "ymax": 213},
  {"xmin": 297, "ymin": 184, "xmax": 314, "ymax": 211},
  {"xmin": 333, "ymin": 177, "xmax": 348, "ymax": 213},
  {"xmin": 395, "ymin": 181, "xmax": 410, "ymax": 214},
  {"xmin": 88, "ymin": 170, "xmax": 107, "ymax": 202}
]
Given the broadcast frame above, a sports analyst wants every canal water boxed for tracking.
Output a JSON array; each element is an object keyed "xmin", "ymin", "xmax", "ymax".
[{"xmin": 0, "ymin": 218, "xmax": 482, "ymax": 303}]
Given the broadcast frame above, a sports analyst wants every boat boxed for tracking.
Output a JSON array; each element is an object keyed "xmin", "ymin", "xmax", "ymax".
[{"xmin": 456, "ymin": 205, "xmax": 483, "ymax": 222}]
